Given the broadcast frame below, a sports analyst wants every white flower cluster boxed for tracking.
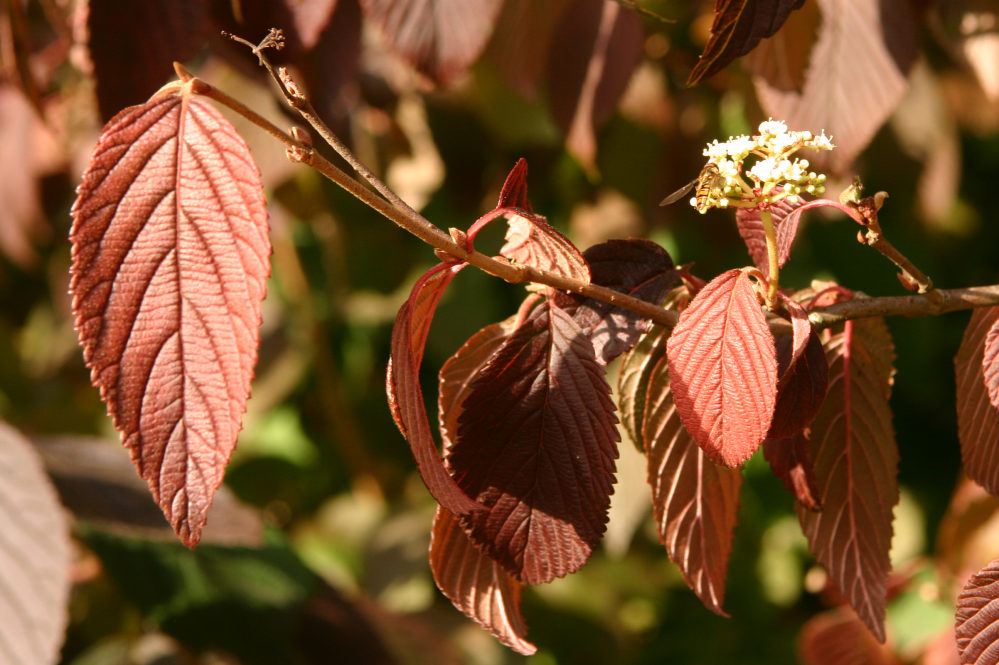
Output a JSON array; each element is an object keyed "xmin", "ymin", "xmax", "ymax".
[{"xmin": 693, "ymin": 120, "xmax": 833, "ymax": 212}]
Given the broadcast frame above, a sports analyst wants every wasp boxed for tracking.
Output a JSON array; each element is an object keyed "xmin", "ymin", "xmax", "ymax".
[{"xmin": 660, "ymin": 162, "xmax": 724, "ymax": 212}]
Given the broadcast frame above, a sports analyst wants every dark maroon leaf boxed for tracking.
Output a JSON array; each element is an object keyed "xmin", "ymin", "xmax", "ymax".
[
  {"xmin": 642, "ymin": 354, "xmax": 742, "ymax": 615},
  {"xmin": 387, "ymin": 264, "xmax": 482, "ymax": 518},
  {"xmin": 735, "ymin": 194, "xmax": 803, "ymax": 278},
  {"xmin": 798, "ymin": 608, "xmax": 902, "ymax": 665},
  {"xmin": 763, "ymin": 434, "xmax": 821, "ymax": 511},
  {"xmin": 546, "ymin": 0, "xmax": 643, "ymax": 171},
  {"xmin": 956, "ymin": 307, "xmax": 999, "ymax": 495},
  {"xmin": 430, "ymin": 508, "xmax": 536, "ymax": 655},
  {"xmin": 957, "ymin": 557, "xmax": 999, "ymax": 665},
  {"xmin": 87, "ymin": 0, "xmax": 209, "ymax": 121},
  {"xmin": 500, "ymin": 211, "xmax": 590, "ymax": 282},
  {"xmin": 359, "ymin": 0, "xmax": 504, "ymax": 85},
  {"xmin": 0, "ymin": 422, "xmax": 70, "ymax": 665},
  {"xmin": 687, "ymin": 0, "xmax": 806, "ymax": 85},
  {"xmin": 306, "ymin": 0, "xmax": 364, "ymax": 141},
  {"xmin": 496, "ymin": 158, "xmax": 532, "ymax": 212},
  {"xmin": 618, "ymin": 324, "xmax": 670, "ymax": 447},
  {"xmin": 70, "ymin": 87, "xmax": 270, "ymax": 546},
  {"xmin": 666, "ymin": 269, "xmax": 778, "ymax": 467},
  {"xmin": 450, "ymin": 303, "xmax": 619, "ymax": 584},
  {"xmin": 798, "ymin": 317, "xmax": 898, "ymax": 642},
  {"xmin": 768, "ymin": 297, "xmax": 828, "ymax": 439},
  {"xmin": 557, "ymin": 239, "xmax": 680, "ymax": 365},
  {"xmin": 486, "ymin": 0, "xmax": 572, "ymax": 99}
]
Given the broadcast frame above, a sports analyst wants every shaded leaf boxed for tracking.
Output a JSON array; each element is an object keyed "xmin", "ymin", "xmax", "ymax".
[
  {"xmin": 0, "ymin": 422, "xmax": 70, "ymax": 665},
  {"xmin": 500, "ymin": 211, "xmax": 590, "ymax": 282},
  {"xmin": 798, "ymin": 317, "xmax": 898, "ymax": 642},
  {"xmin": 306, "ymin": 0, "xmax": 364, "ymax": 140},
  {"xmin": 559, "ymin": 239, "xmax": 680, "ymax": 365},
  {"xmin": 70, "ymin": 87, "xmax": 271, "ymax": 546},
  {"xmin": 429, "ymin": 508, "xmax": 536, "ymax": 655},
  {"xmin": 957, "ymin": 558, "xmax": 999, "ymax": 665},
  {"xmin": 798, "ymin": 607, "xmax": 902, "ymax": 665},
  {"xmin": 211, "ymin": 0, "xmax": 339, "ymax": 58},
  {"xmin": 618, "ymin": 324, "xmax": 670, "ymax": 447},
  {"xmin": 763, "ymin": 434, "xmax": 821, "ymax": 511},
  {"xmin": 768, "ymin": 297, "xmax": 828, "ymax": 439},
  {"xmin": 956, "ymin": 307, "xmax": 999, "ymax": 495},
  {"xmin": 642, "ymin": 355, "xmax": 742, "ymax": 615},
  {"xmin": 666, "ymin": 269, "xmax": 777, "ymax": 467},
  {"xmin": 359, "ymin": 0, "xmax": 504, "ymax": 85},
  {"xmin": 752, "ymin": 0, "xmax": 917, "ymax": 173},
  {"xmin": 734, "ymin": 194, "xmax": 803, "ymax": 278},
  {"xmin": 450, "ymin": 303, "xmax": 619, "ymax": 583},
  {"xmin": 387, "ymin": 264, "xmax": 482, "ymax": 517},
  {"xmin": 86, "ymin": 0, "xmax": 209, "ymax": 121},
  {"xmin": 742, "ymin": 0, "xmax": 821, "ymax": 92},
  {"xmin": 688, "ymin": 0, "xmax": 807, "ymax": 85},
  {"xmin": 546, "ymin": 0, "xmax": 643, "ymax": 172},
  {"xmin": 486, "ymin": 0, "xmax": 573, "ymax": 99}
]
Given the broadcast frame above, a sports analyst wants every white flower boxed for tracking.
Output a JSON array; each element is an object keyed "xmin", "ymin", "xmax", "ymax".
[
  {"xmin": 758, "ymin": 119, "xmax": 788, "ymax": 136},
  {"xmin": 749, "ymin": 157, "xmax": 778, "ymax": 183}
]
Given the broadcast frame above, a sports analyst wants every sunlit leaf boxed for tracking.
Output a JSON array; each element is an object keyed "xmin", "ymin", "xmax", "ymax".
[
  {"xmin": 500, "ymin": 211, "xmax": 590, "ymax": 282},
  {"xmin": 450, "ymin": 303, "xmax": 618, "ymax": 583},
  {"xmin": 956, "ymin": 307, "xmax": 999, "ymax": 495},
  {"xmin": 642, "ymin": 354, "xmax": 742, "ymax": 615},
  {"xmin": 956, "ymin": 557, "xmax": 999, "ymax": 665},
  {"xmin": 798, "ymin": 316, "xmax": 898, "ymax": 642},
  {"xmin": 666, "ymin": 269, "xmax": 777, "ymax": 467},
  {"xmin": 359, "ymin": 0, "xmax": 504, "ymax": 85},
  {"xmin": 687, "ymin": 0, "xmax": 807, "ymax": 86},
  {"xmin": 734, "ymin": 194, "xmax": 802, "ymax": 278},
  {"xmin": 70, "ymin": 86, "xmax": 270, "ymax": 546},
  {"xmin": 763, "ymin": 434, "xmax": 821, "ymax": 510},
  {"xmin": 496, "ymin": 158, "xmax": 532, "ymax": 212},
  {"xmin": 430, "ymin": 508, "xmax": 536, "ymax": 655},
  {"xmin": 546, "ymin": 0, "xmax": 643, "ymax": 172},
  {"xmin": 0, "ymin": 422, "xmax": 70, "ymax": 665},
  {"xmin": 982, "ymin": 316, "xmax": 999, "ymax": 411}
]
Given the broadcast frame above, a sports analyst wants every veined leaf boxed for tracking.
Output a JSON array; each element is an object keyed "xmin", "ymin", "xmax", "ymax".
[
  {"xmin": 666, "ymin": 269, "xmax": 777, "ymax": 467},
  {"xmin": 70, "ymin": 86, "xmax": 270, "ymax": 546},
  {"xmin": 642, "ymin": 354, "xmax": 742, "ymax": 615},
  {"xmin": 618, "ymin": 324, "xmax": 670, "ymax": 447},
  {"xmin": 763, "ymin": 434, "xmax": 820, "ymax": 511},
  {"xmin": 500, "ymin": 211, "xmax": 589, "ymax": 283},
  {"xmin": 769, "ymin": 296, "xmax": 828, "ymax": 440},
  {"xmin": 982, "ymin": 316, "xmax": 999, "ymax": 411},
  {"xmin": 955, "ymin": 307, "xmax": 999, "ymax": 494},
  {"xmin": 450, "ymin": 303, "xmax": 619, "ymax": 584},
  {"xmin": 735, "ymin": 194, "xmax": 802, "ymax": 278},
  {"xmin": 798, "ymin": 317, "xmax": 898, "ymax": 642},
  {"xmin": 957, "ymin": 557, "xmax": 999, "ymax": 665},
  {"xmin": 496, "ymin": 158, "xmax": 532, "ymax": 212}
]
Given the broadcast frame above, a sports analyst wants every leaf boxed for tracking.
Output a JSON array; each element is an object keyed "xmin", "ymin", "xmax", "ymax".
[
  {"xmin": 763, "ymin": 434, "xmax": 821, "ymax": 510},
  {"xmin": 559, "ymin": 239, "xmax": 680, "ymax": 365},
  {"xmin": 618, "ymin": 324, "xmax": 670, "ymax": 447},
  {"xmin": 546, "ymin": 0, "xmax": 643, "ymax": 172},
  {"xmin": 450, "ymin": 303, "xmax": 619, "ymax": 584},
  {"xmin": 666, "ymin": 269, "xmax": 778, "ymax": 467},
  {"xmin": 742, "ymin": 0, "xmax": 821, "ymax": 92},
  {"xmin": 798, "ymin": 317, "xmax": 898, "ymax": 642},
  {"xmin": 642, "ymin": 354, "xmax": 742, "ymax": 615},
  {"xmin": 0, "ymin": 85, "xmax": 49, "ymax": 268},
  {"xmin": 734, "ymin": 194, "xmax": 803, "ymax": 278},
  {"xmin": 751, "ymin": 0, "xmax": 917, "ymax": 173},
  {"xmin": 500, "ymin": 211, "xmax": 590, "ymax": 282},
  {"xmin": 957, "ymin": 558, "xmax": 999, "ymax": 665},
  {"xmin": 86, "ymin": 0, "xmax": 210, "ymax": 121},
  {"xmin": 798, "ymin": 607, "xmax": 902, "ymax": 665},
  {"xmin": 359, "ymin": 0, "xmax": 505, "ymax": 85},
  {"xmin": 955, "ymin": 307, "xmax": 999, "ymax": 495},
  {"xmin": 982, "ymin": 318, "xmax": 999, "ymax": 411},
  {"xmin": 0, "ymin": 422, "xmax": 71, "ymax": 665},
  {"xmin": 687, "ymin": 0, "xmax": 807, "ymax": 86},
  {"xmin": 486, "ymin": 0, "xmax": 573, "ymax": 100},
  {"xmin": 70, "ymin": 87, "xmax": 271, "ymax": 546},
  {"xmin": 768, "ymin": 297, "xmax": 828, "ymax": 440},
  {"xmin": 496, "ymin": 158, "xmax": 532, "ymax": 212},
  {"xmin": 429, "ymin": 508, "xmax": 536, "ymax": 655},
  {"xmin": 387, "ymin": 264, "xmax": 482, "ymax": 517}
]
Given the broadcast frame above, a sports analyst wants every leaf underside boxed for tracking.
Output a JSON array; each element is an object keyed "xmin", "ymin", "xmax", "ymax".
[
  {"xmin": 956, "ymin": 307, "xmax": 999, "ymax": 495},
  {"xmin": 957, "ymin": 558, "xmax": 999, "ymax": 665},
  {"xmin": 798, "ymin": 317, "xmax": 898, "ymax": 642},
  {"xmin": 70, "ymin": 89, "xmax": 270, "ymax": 546},
  {"xmin": 769, "ymin": 304, "xmax": 828, "ymax": 440},
  {"xmin": 735, "ymin": 194, "xmax": 803, "ymax": 278}
]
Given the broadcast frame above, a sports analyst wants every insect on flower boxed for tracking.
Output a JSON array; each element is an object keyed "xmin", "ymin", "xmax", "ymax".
[{"xmin": 660, "ymin": 162, "xmax": 724, "ymax": 212}]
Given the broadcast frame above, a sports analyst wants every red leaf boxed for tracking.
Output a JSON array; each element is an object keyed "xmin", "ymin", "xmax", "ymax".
[
  {"xmin": 359, "ymin": 0, "xmax": 504, "ymax": 85},
  {"xmin": 763, "ymin": 434, "xmax": 821, "ymax": 511},
  {"xmin": 642, "ymin": 354, "xmax": 742, "ymax": 615},
  {"xmin": 496, "ymin": 158, "xmax": 532, "ymax": 212},
  {"xmin": 955, "ymin": 307, "xmax": 999, "ymax": 495},
  {"xmin": 449, "ymin": 303, "xmax": 619, "ymax": 584},
  {"xmin": 546, "ymin": 0, "xmax": 643, "ymax": 172},
  {"xmin": 430, "ymin": 508, "xmax": 536, "ymax": 656},
  {"xmin": 735, "ymin": 194, "xmax": 803, "ymax": 278},
  {"xmin": 86, "ymin": 0, "xmax": 209, "ymax": 121},
  {"xmin": 687, "ymin": 0, "xmax": 806, "ymax": 85},
  {"xmin": 798, "ymin": 317, "xmax": 898, "ymax": 642},
  {"xmin": 798, "ymin": 607, "xmax": 902, "ymax": 665},
  {"xmin": 768, "ymin": 296, "xmax": 828, "ymax": 439},
  {"xmin": 618, "ymin": 324, "xmax": 670, "ymax": 447},
  {"xmin": 957, "ymin": 558, "xmax": 999, "ymax": 665},
  {"xmin": 387, "ymin": 264, "xmax": 482, "ymax": 517},
  {"xmin": 0, "ymin": 422, "xmax": 71, "ymax": 665},
  {"xmin": 500, "ymin": 211, "xmax": 590, "ymax": 282},
  {"xmin": 559, "ymin": 239, "xmax": 680, "ymax": 365},
  {"xmin": 486, "ymin": 0, "xmax": 573, "ymax": 100},
  {"xmin": 70, "ymin": 88, "xmax": 271, "ymax": 546},
  {"xmin": 666, "ymin": 269, "xmax": 778, "ymax": 467},
  {"xmin": 752, "ymin": 0, "xmax": 918, "ymax": 173},
  {"xmin": 983, "ymin": 317, "xmax": 999, "ymax": 411}
]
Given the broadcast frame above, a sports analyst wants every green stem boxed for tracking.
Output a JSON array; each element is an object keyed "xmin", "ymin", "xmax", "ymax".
[{"xmin": 760, "ymin": 209, "xmax": 779, "ymax": 307}]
